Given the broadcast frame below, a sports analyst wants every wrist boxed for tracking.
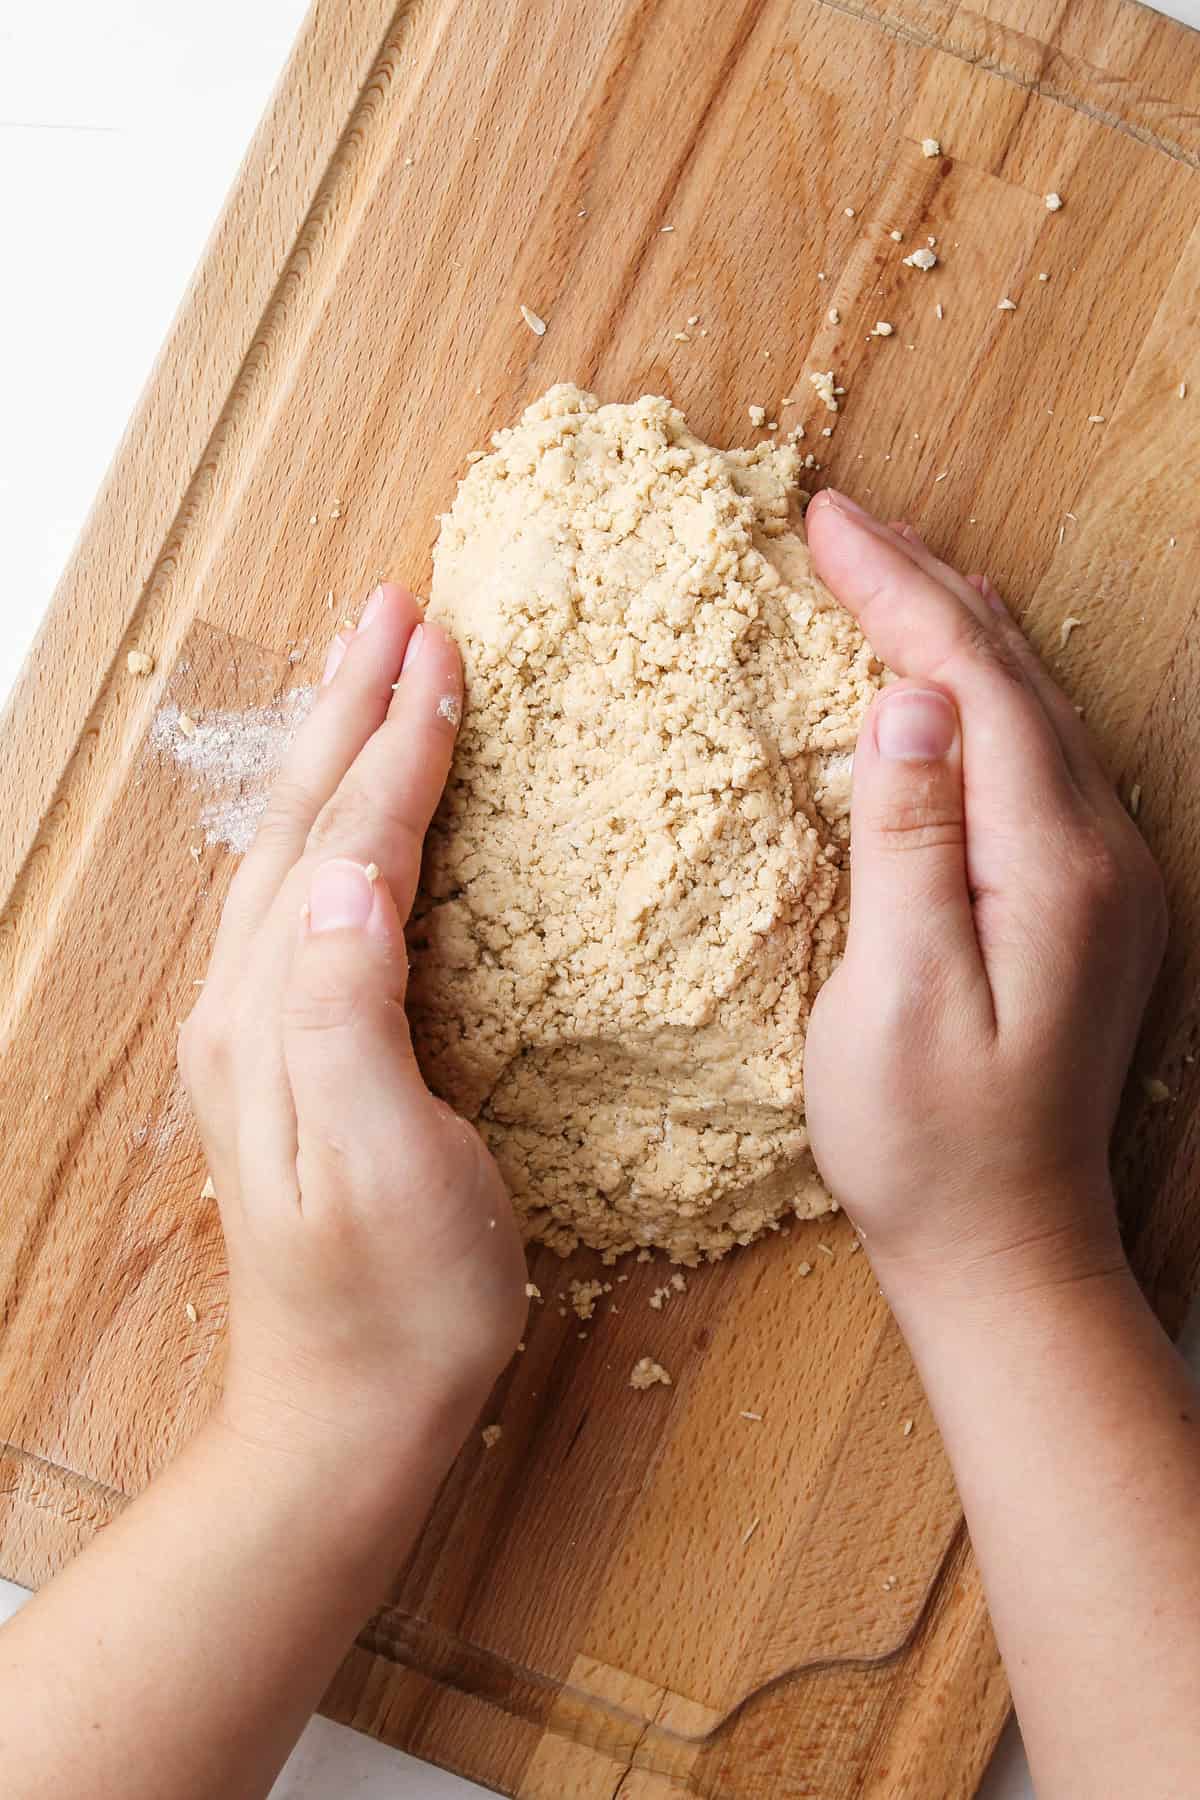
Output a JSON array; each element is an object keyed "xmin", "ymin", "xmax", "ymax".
[
  {"xmin": 209, "ymin": 1366, "xmax": 480, "ymax": 1541},
  {"xmin": 867, "ymin": 1182, "xmax": 1130, "ymax": 1324}
]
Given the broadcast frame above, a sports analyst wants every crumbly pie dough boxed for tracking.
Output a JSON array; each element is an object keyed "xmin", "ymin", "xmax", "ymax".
[{"xmin": 408, "ymin": 385, "xmax": 881, "ymax": 1262}]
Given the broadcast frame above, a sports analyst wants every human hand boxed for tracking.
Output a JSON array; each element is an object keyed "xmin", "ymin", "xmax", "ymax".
[
  {"xmin": 802, "ymin": 493, "xmax": 1166, "ymax": 1298},
  {"xmin": 179, "ymin": 587, "xmax": 526, "ymax": 1480}
]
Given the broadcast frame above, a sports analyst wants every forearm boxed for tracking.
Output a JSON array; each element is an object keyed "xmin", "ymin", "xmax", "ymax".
[
  {"xmin": 884, "ymin": 1228, "xmax": 1200, "ymax": 1799},
  {"xmin": 0, "ymin": 1399, "xmax": 464, "ymax": 1800}
]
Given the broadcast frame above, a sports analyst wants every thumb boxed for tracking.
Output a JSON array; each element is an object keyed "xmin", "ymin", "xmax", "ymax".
[
  {"xmin": 845, "ymin": 681, "xmax": 981, "ymax": 986},
  {"xmin": 283, "ymin": 858, "xmax": 430, "ymax": 1173}
]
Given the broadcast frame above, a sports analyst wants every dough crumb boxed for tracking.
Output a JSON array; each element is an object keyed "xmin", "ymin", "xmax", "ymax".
[
  {"xmin": 997, "ymin": 297, "xmax": 1017, "ymax": 311},
  {"xmin": 481, "ymin": 1424, "xmax": 503, "ymax": 1448},
  {"xmin": 809, "ymin": 368, "xmax": 839, "ymax": 411},
  {"xmin": 902, "ymin": 1418, "xmax": 915, "ymax": 1436},
  {"xmin": 1129, "ymin": 782, "xmax": 1142, "ymax": 817},
  {"xmin": 568, "ymin": 1277, "xmax": 606, "ymax": 1320},
  {"xmin": 199, "ymin": 1175, "xmax": 216, "ymax": 1201},
  {"xmin": 1142, "ymin": 1076, "xmax": 1170, "ymax": 1104},
  {"xmin": 1044, "ymin": 192, "xmax": 1063, "ymax": 210},
  {"xmin": 127, "ymin": 650, "xmax": 155, "ymax": 677},
  {"xmin": 363, "ymin": 861, "xmax": 380, "ymax": 883},
  {"xmin": 524, "ymin": 1281, "xmax": 541, "ymax": 1300},
  {"xmin": 184, "ymin": 1302, "xmax": 199, "ymax": 1324},
  {"xmin": 519, "ymin": 305, "xmax": 547, "ymax": 336},
  {"xmin": 903, "ymin": 247, "xmax": 937, "ymax": 271},
  {"xmin": 177, "ymin": 713, "xmax": 198, "ymax": 739},
  {"xmin": 413, "ymin": 385, "xmax": 880, "ymax": 1262},
  {"xmin": 748, "ymin": 403, "xmax": 766, "ymax": 426},
  {"xmin": 920, "ymin": 137, "xmax": 941, "ymax": 157},
  {"xmin": 630, "ymin": 1356, "xmax": 672, "ymax": 1390},
  {"xmin": 1060, "ymin": 616, "xmax": 1083, "ymax": 646},
  {"xmin": 873, "ymin": 320, "xmax": 894, "ymax": 337}
]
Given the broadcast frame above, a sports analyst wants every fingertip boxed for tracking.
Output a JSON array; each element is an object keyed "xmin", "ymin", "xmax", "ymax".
[
  {"xmin": 389, "ymin": 616, "xmax": 464, "ymax": 733},
  {"xmin": 361, "ymin": 581, "xmax": 419, "ymax": 628}
]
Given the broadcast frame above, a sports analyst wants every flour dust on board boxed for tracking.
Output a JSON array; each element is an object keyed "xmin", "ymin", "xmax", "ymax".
[{"xmin": 151, "ymin": 689, "xmax": 315, "ymax": 854}]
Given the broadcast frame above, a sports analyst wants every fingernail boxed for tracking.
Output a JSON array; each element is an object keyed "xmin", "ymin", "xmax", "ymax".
[
  {"xmin": 400, "ymin": 623, "xmax": 424, "ymax": 674},
  {"xmin": 321, "ymin": 633, "xmax": 349, "ymax": 686},
  {"xmin": 308, "ymin": 859, "xmax": 376, "ymax": 933},
  {"xmin": 359, "ymin": 584, "xmax": 386, "ymax": 631},
  {"xmin": 876, "ymin": 688, "xmax": 957, "ymax": 761},
  {"xmin": 821, "ymin": 488, "xmax": 870, "ymax": 522}
]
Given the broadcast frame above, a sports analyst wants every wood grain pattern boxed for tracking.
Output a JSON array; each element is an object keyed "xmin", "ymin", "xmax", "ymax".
[{"xmin": 2, "ymin": 0, "xmax": 1198, "ymax": 1793}]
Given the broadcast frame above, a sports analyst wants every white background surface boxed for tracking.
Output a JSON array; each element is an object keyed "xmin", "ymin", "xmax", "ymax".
[{"xmin": 2, "ymin": 4, "xmax": 1198, "ymax": 1796}]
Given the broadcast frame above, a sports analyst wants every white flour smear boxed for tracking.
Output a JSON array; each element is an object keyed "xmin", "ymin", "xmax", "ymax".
[{"xmin": 151, "ymin": 687, "xmax": 316, "ymax": 854}]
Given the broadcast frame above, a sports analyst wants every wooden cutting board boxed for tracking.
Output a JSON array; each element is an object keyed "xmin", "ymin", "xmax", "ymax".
[{"xmin": 2, "ymin": 0, "xmax": 1198, "ymax": 1793}]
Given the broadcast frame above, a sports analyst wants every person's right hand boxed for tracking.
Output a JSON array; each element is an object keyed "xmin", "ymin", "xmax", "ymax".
[
  {"xmin": 802, "ymin": 492, "xmax": 1166, "ymax": 1296},
  {"xmin": 179, "ymin": 585, "xmax": 527, "ymax": 1483}
]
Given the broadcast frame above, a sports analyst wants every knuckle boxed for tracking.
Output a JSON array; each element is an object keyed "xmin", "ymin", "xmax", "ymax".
[
  {"xmin": 871, "ymin": 784, "xmax": 965, "ymax": 856},
  {"xmin": 307, "ymin": 787, "xmax": 424, "ymax": 881},
  {"xmin": 255, "ymin": 776, "xmax": 321, "ymax": 850},
  {"xmin": 284, "ymin": 947, "xmax": 375, "ymax": 1036},
  {"xmin": 178, "ymin": 1001, "xmax": 228, "ymax": 1093}
]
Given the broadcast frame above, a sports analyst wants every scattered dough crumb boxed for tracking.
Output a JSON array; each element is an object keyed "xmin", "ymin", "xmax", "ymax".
[
  {"xmin": 364, "ymin": 861, "xmax": 380, "ymax": 883},
  {"xmin": 1060, "ymin": 616, "xmax": 1083, "ymax": 646},
  {"xmin": 902, "ymin": 1418, "xmax": 915, "ymax": 1437},
  {"xmin": 741, "ymin": 1409, "xmax": 763, "ymax": 1421},
  {"xmin": 903, "ymin": 247, "xmax": 937, "ymax": 270},
  {"xmin": 1129, "ymin": 782, "xmax": 1142, "ymax": 817},
  {"xmin": 1087, "ymin": 414, "xmax": 1106, "ymax": 424},
  {"xmin": 873, "ymin": 321, "xmax": 894, "ymax": 337},
  {"xmin": 200, "ymin": 1175, "xmax": 216, "ymax": 1201},
  {"xmin": 935, "ymin": 303, "xmax": 944, "ymax": 320},
  {"xmin": 481, "ymin": 1424, "xmax": 503, "ymax": 1448},
  {"xmin": 630, "ymin": 1356, "xmax": 672, "ymax": 1390},
  {"xmin": 525, "ymin": 1281, "xmax": 542, "ymax": 1300},
  {"xmin": 844, "ymin": 206, "xmax": 856, "ymax": 218},
  {"xmin": 797, "ymin": 1261, "xmax": 813, "ymax": 1276},
  {"xmin": 997, "ymin": 297, "xmax": 1017, "ymax": 311},
  {"xmin": 889, "ymin": 229, "xmax": 903, "ymax": 243},
  {"xmin": 568, "ymin": 1277, "xmax": 606, "ymax": 1321},
  {"xmin": 741, "ymin": 1517, "xmax": 760, "ymax": 1545},
  {"xmin": 185, "ymin": 1302, "xmax": 199, "ymax": 1324},
  {"xmin": 126, "ymin": 650, "xmax": 155, "ymax": 677},
  {"xmin": 920, "ymin": 137, "xmax": 941, "ymax": 157},
  {"xmin": 436, "ymin": 694, "xmax": 462, "ymax": 728},
  {"xmin": 1142, "ymin": 1076, "xmax": 1171, "ymax": 1104},
  {"xmin": 1179, "ymin": 382, "xmax": 1188, "ymax": 400},
  {"xmin": 519, "ymin": 305, "xmax": 547, "ymax": 336},
  {"xmin": 177, "ymin": 713, "xmax": 198, "ymax": 739},
  {"xmin": 809, "ymin": 369, "xmax": 839, "ymax": 410},
  {"xmin": 687, "ymin": 314, "xmax": 700, "ymax": 326},
  {"xmin": 1044, "ymin": 192, "xmax": 1063, "ymax": 210},
  {"xmin": 748, "ymin": 403, "xmax": 766, "ymax": 426},
  {"xmin": 1038, "ymin": 271, "xmax": 1050, "ymax": 281},
  {"xmin": 828, "ymin": 307, "xmax": 840, "ymax": 325}
]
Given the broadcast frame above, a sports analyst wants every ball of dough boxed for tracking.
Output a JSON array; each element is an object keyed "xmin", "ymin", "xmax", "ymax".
[{"xmin": 408, "ymin": 385, "xmax": 881, "ymax": 1263}]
